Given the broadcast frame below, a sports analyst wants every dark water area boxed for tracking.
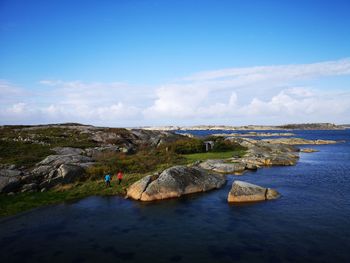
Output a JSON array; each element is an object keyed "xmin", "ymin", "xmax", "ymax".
[{"xmin": 1, "ymin": 130, "xmax": 350, "ymax": 263}]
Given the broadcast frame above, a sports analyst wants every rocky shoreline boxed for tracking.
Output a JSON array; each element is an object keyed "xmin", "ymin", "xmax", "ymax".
[
  {"xmin": 0, "ymin": 124, "xmax": 344, "ymax": 205},
  {"xmin": 126, "ymin": 136, "xmax": 341, "ymax": 203}
]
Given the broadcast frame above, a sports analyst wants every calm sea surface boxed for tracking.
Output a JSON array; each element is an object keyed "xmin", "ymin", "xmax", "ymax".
[{"xmin": 1, "ymin": 130, "xmax": 350, "ymax": 263}]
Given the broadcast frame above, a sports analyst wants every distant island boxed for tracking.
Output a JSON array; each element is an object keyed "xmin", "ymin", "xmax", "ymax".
[{"xmin": 141, "ymin": 123, "xmax": 346, "ymax": 131}]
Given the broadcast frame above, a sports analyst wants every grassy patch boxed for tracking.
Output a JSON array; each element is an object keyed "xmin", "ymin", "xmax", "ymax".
[
  {"xmin": 0, "ymin": 126, "xmax": 98, "ymax": 148},
  {"xmin": 183, "ymin": 150, "xmax": 246, "ymax": 163},
  {"xmin": 86, "ymin": 148, "xmax": 186, "ymax": 177},
  {"xmin": 0, "ymin": 173, "xmax": 144, "ymax": 217},
  {"xmin": 0, "ymin": 140, "xmax": 53, "ymax": 167},
  {"xmin": 19, "ymin": 127, "xmax": 98, "ymax": 148},
  {"xmin": 0, "ymin": 126, "xmax": 98, "ymax": 168}
]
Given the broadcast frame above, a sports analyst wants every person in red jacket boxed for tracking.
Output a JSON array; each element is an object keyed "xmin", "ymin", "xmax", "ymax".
[{"xmin": 117, "ymin": 171, "xmax": 123, "ymax": 185}]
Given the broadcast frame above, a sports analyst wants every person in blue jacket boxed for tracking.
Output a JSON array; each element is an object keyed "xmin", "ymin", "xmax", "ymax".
[{"xmin": 105, "ymin": 173, "xmax": 111, "ymax": 187}]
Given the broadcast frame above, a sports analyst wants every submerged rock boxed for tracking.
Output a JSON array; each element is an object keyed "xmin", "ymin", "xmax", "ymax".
[
  {"xmin": 227, "ymin": 180, "xmax": 280, "ymax": 203},
  {"xmin": 127, "ymin": 166, "xmax": 226, "ymax": 201},
  {"xmin": 300, "ymin": 148, "xmax": 319, "ymax": 153}
]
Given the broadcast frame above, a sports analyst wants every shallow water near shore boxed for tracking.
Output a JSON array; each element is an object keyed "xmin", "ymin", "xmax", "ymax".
[{"xmin": 1, "ymin": 130, "xmax": 350, "ymax": 263}]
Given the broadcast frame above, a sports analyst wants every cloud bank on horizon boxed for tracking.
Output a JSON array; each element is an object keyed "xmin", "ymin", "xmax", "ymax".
[{"xmin": 1, "ymin": 58, "xmax": 350, "ymax": 127}]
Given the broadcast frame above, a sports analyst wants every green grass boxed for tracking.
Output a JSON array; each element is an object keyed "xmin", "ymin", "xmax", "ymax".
[
  {"xmin": 0, "ymin": 173, "xmax": 144, "ymax": 217},
  {"xmin": 18, "ymin": 127, "xmax": 98, "ymax": 148},
  {"xmin": 0, "ymin": 126, "xmax": 98, "ymax": 168},
  {"xmin": 0, "ymin": 149, "xmax": 247, "ymax": 217},
  {"xmin": 183, "ymin": 150, "xmax": 246, "ymax": 163},
  {"xmin": 0, "ymin": 126, "xmax": 248, "ymax": 217},
  {"xmin": 87, "ymin": 149, "xmax": 186, "ymax": 176},
  {"xmin": 0, "ymin": 140, "xmax": 54, "ymax": 167}
]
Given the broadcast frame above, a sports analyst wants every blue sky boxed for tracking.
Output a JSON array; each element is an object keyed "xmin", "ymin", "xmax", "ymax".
[{"xmin": 1, "ymin": 0, "xmax": 350, "ymax": 126}]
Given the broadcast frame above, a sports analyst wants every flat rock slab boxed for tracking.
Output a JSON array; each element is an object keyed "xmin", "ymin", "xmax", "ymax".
[
  {"xmin": 127, "ymin": 165, "xmax": 226, "ymax": 201},
  {"xmin": 52, "ymin": 147, "xmax": 85, "ymax": 155},
  {"xmin": 199, "ymin": 159, "xmax": 246, "ymax": 174},
  {"xmin": 227, "ymin": 180, "xmax": 280, "ymax": 203},
  {"xmin": 37, "ymin": 154, "xmax": 93, "ymax": 168}
]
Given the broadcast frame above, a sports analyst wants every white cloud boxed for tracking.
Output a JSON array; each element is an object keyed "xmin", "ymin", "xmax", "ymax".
[
  {"xmin": 143, "ymin": 84, "xmax": 210, "ymax": 118},
  {"xmin": 184, "ymin": 58, "xmax": 350, "ymax": 82},
  {"xmin": 143, "ymin": 58, "xmax": 350, "ymax": 124},
  {"xmin": 8, "ymin": 102, "xmax": 27, "ymax": 114},
  {"xmin": 1, "ymin": 58, "xmax": 350, "ymax": 126},
  {"xmin": 0, "ymin": 80, "xmax": 30, "ymax": 103},
  {"xmin": 38, "ymin": 80, "xmax": 63, "ymax": 86},
  {"xmin": 0, "ymin": 80, "xmax": 143, "ymax": 125}
]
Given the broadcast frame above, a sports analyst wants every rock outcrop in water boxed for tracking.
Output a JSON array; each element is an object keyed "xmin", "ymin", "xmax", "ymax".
[
  {"xmin": 300, "ymin": 148, "xmax": 319, "ymax": 153},
  {"xmin": 127, "ymin": 165, "xmax": 226, "ymax": 201},
  {"xmin": 198, "ymin": 138, "xmax": 300, "ymax": 176},
  {"xmin": 261, "ymin": 138, "xmax": 337, "ymax": 145},
  {"xmin": 227, "ymin": 180, "xmax": 280, "ymax": 203},
  {"xmin": 225, "ymin": 137, "xmax": 335, "ymax": 168}
]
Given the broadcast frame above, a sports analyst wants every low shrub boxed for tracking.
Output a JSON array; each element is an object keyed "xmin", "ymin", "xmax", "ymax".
[
  {"xmin": 86, "ymin": 148, "xmax": 185, "ymax": 178},
  {"xmin": 0, "ymin": 140, "xmax": 53, "ymax": 168},
  {"xmin": 204, "ymin": 136, "xmax": 247, "ymax": 152},
  {"xmin": 167, "ymin": 138, "xmax": 205, "ymax": 154}
]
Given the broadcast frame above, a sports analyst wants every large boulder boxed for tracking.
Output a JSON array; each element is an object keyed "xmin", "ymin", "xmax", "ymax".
[
  {"xmin": 300, "ymin": 148, "xmax": 319, "ymax": 153},
  {"xmin": 32, "ymin": 154, "xmax": 93, "ymax": 180},
  {"xmin": 39, "ymin": 164, "xmax": 85, "ymax": 189},
  {"xmin": 126, "ymin": 175, "xmax": 152, "ymax": 200},
  {"xmin": 127, "ymin": 166, "xmax": 226, "ymax": 201},
  {"xmin": 37, "ymin": 154, "xmax": 93, "ymax": 168},
  {"xmin": 0, "ymin": 176, "xmax": 21, "ymax": 193},
  {"xmin": 0, "ymin": 168, "xmax": 22, "ymax": 193},
  {"xmin": 26, "ymin": 152, "xmax": 94, "ymax": 192},
  {"xmin": 227, "ymin": 180, "xmax": 280, "ymax": 203},
  {"xmin": 0, "ymin": 168, "xmax": 22, "ymax": 177},
  {"xmin": 56, "ymin": 164, "xmax": 85, "ymax": 183}
]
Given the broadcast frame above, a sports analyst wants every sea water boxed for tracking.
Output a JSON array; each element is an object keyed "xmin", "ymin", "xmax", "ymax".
[{"xmin": 1, "ymin": 130, "xmax": 350, "ymax": 263}]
